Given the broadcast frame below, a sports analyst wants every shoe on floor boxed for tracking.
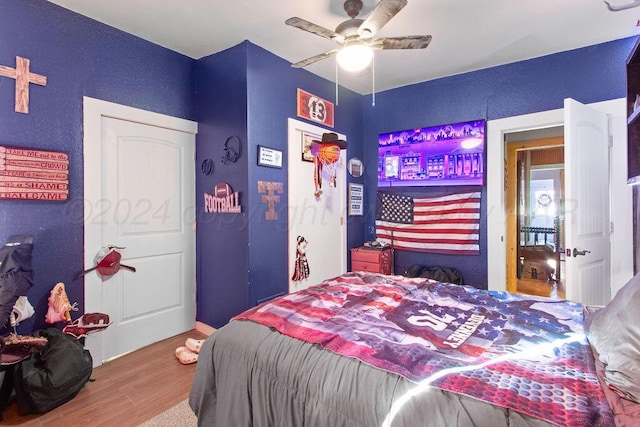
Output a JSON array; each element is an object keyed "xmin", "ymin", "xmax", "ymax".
[
  {"xmin": 185, "ymin": 338, "xmax": 204, "ymax": 353},
  {"xmin": 175, "ymin": 346, "xmax": 198, "ymax": 365}
]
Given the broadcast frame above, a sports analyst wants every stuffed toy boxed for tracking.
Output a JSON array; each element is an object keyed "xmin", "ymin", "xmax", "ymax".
[{"xmin": 45, "ymin": 282, "xmax": 77, "ymax": 324}]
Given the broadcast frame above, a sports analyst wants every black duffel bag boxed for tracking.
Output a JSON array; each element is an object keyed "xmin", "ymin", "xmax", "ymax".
[
  {"xmin": 419, "ymin": 265, "xmax": 464, "ymax": 285},
  {"xmin": 13, "ymin": 328, "xmax": 92, "ymax": 414}
]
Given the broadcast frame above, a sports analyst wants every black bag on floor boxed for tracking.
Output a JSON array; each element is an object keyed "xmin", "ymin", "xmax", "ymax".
[
  {"xmin": 12, "ymin": 328, "xmax": 92, "ymax": 414},
  {"xmin": 418, "ymin": 265, "xmax": 464, "ymax": 285},
  {"xmin": 402, "ymin": 264, "xmax": 425, "ymax": 278}
]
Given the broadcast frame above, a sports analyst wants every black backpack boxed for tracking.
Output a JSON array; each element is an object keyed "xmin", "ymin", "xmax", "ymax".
[
  {"xmin": 12, "ymin": 328, "xmax": 93, "ymax": 414},
  {"xmin": 418, "ymin": 265, "xmax": 465, "ymax": 285}
]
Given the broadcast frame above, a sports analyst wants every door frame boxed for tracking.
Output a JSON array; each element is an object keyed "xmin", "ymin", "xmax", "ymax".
[
  {"xmin": 505, "ymin": 137, "xmax": 564, "ymax": 294},
  {"xmin": 82, "ymin": 97, "xmax": 198, "ymax": 364},
  {"xmin": 487, "ymin": 98, "xmax": 632, "ymax": 297}
]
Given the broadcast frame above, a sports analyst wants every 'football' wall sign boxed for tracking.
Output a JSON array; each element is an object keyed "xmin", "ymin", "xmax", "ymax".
[
  {"xmin": 296, "ymin": 89, "xmax": 334, "ymax": 128},
  {"xmin": 204, "ymin": 182, "xmax": 241, "ymax": 213}
]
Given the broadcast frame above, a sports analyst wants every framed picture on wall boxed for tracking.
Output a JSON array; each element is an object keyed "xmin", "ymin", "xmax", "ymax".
[
  {"xmin": 258, "ymin": 145, "xmax": 283, "ymax": 168},
  {"xmin": 301, "ymin": 131, "xmax": 319, "ymax": 162},
  {"xmin": 348, "ymin": 157, "xmax": 364, "ymax": 178},
  {"xmin": 348, "ymin": 183, "xmax": 363, "ymax": 216}
]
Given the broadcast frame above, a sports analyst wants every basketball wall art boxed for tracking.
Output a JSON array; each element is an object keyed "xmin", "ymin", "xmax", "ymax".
[{"xmin": 204, "ymin": 182, "xmax": 241, "ymax": 213}]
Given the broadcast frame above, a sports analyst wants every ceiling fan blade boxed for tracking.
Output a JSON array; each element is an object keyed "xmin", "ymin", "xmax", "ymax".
[
  {"xmin": 358, "ymin": 0, "xmax": 408, "ymax": 39},
  {"xmin": 370, "ymin": 35, "xmax": 432, "ymax": 50},
  {"xmin": 290, "ymin": 49, "xmax": 340, "ymax": 68},
  {"xmin": 285, "ymin": 17, "xmax": 344, "ymax": 43}
]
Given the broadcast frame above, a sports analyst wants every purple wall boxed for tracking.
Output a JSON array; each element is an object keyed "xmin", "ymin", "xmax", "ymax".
[
  {"xmin": 194, "ymin": 42, "xmax": 364, "ymax": 328},
  {"xmin": 0, "ymin": 0, "xmax": 195, "ymax": 334},
  {"xmin": 361, "ymin": 37, "xmax": 634, "ymax": 288},
  {"xmin": 246, "ymin": 43, "xmax": 364, "ymax": 309},
  {"xmin": 195, "ymin": 43, "xmax": 250, "ymax": 328},
  {"xmin": 1, "ymin": 0, "xmax": 636, "ymax": 332}
]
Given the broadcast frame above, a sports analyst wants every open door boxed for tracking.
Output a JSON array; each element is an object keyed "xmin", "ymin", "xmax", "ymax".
[
  {"xmin": 564, "ymin": 98, "xmax": 611, "ymax": 305},
  {"xmin": 287, "ymin": 119, "xmax": 347, "ymax": 293}
]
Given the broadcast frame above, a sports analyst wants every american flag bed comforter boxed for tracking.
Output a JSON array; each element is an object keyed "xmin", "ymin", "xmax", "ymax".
[{"xmin": 234, "ymin": 272, "xmax": 613, "ymax": 426}]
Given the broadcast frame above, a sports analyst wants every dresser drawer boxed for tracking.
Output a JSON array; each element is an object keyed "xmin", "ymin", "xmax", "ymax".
[
  {"xmin": 351, "ymin": 248, "xmax": 382, "ymax": 263},
  {"xmin": 350, "ymin": 247, "xmax": 393, "ymax": 275},
  {"xmin": 351, "ymin": 260, "xmax": 380, "ymax": 273}
]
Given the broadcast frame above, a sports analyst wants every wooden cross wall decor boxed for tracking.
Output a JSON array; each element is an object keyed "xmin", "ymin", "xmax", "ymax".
[{"xmin": 0, "ymin": 56, "xmax": 47, "ymax": 114}]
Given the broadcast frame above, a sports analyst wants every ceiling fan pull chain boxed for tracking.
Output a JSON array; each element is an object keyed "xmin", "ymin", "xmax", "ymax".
[
  {"xmin": 335, "ymin": 59, "xmax": 339, "ymax": 106},
  {"xmin": 372, "ymin": 52, "xmax": 376, "ymax": 107}
]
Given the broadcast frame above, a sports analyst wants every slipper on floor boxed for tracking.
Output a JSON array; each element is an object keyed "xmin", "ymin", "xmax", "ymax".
[
  {"xmin": 175, "ymin": 346, "xmax": 198, "ymax": 365},
  {"xmin": 185, "ymin": 338, "xmax": 204, "ymax": 353}
]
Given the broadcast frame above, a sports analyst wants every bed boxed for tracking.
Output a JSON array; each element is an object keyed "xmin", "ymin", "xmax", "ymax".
[{"xmin": 189, "ymin": 271, "xmax": 640, "ymax": 426}]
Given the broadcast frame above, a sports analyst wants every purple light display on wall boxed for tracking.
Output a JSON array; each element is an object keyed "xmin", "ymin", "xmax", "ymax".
[{"xmin": 378, "ymin": 119, "xmax": 486, "ymax": 187}]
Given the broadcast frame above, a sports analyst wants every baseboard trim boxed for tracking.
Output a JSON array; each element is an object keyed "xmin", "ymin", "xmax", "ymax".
[{"xmin": 195, "ymin": 321, "xmax": 216, "ymax": 336}]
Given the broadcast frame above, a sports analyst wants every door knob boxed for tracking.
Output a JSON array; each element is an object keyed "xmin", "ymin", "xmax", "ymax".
[{"xmin": 572, "ymin": 248, "xmax": 591, "ymax": 257}]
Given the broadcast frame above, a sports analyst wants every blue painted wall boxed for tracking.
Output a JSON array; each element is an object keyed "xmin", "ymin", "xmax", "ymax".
[
  {"xmin": 194, "ymin": 42, "xmax": 364, "ymax": 328},
  {"xmin": 246, "ymin": 43, "xmax": 363, "ymax": 310},
  {"xmin": 0, "ymin": 0, "xmax": 195, "ymax": 334},
  {"xmin": 1, "ymin": 0, "xmax": 636, "ymax": 332},
  {"xmin": 195, "ymin": 43, "xmax": 250, "ymax": 328},
  {"xmin": 361, "ymin": 38, "xmax": 635, "ymax": 288}
]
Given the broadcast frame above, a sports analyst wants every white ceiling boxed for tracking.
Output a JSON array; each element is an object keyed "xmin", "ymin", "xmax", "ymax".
[{"xmin": 47, "ymin": 0, "xmax": 640, "ymax": 95}]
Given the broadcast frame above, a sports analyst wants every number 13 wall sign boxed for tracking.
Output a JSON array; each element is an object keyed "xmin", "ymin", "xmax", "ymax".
[{"xmin": 296, "ymin": 89, "xmax": 334, "ymax": 128}]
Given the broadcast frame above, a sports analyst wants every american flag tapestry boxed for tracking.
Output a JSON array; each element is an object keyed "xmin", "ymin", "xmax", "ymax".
[
  {"xmin": 376, "ymin": 191, "xmax": 481, "ymax": 255},
  {"xmin": 234, "ymin": 272, "xmax": 613, "ymax": 426}
]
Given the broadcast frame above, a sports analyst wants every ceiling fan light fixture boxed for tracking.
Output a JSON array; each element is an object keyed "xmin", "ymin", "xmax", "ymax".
[{"xmin": 337, "ymin": 41, "xmax": 373, "ymax": 72}]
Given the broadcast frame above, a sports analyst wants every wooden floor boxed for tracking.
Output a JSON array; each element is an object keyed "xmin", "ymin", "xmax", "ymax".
[
  {"xmin": 516, "ymin": 277, "xmax": 566, "ymax": 299},
  {"xmin": 516, "ymin": 257, "xmax": 566, "ymax": 299},
  {"xmin": 0, "ymin": 329, "xmax": 206, "ymax": 426}
]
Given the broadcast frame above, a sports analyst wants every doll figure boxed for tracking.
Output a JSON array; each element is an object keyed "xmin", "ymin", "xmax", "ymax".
[{"xmin": 291, "ymin": 236, "xmax": 310, "ymax": 282}]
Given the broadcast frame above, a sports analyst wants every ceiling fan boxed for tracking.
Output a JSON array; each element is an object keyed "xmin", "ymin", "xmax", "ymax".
[{"xmin": 285, "ymin": 0, "xmax": 431, "ymax": 72}]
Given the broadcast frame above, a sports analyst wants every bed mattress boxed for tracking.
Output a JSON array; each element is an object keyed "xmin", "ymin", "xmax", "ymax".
[{"xmin": 189, "ymin": 320, "xmax": 555, "ymax": 426}]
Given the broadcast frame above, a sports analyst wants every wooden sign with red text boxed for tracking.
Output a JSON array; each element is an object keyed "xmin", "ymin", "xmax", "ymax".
[
  {"xmin": 296, "ymin": 89, "xmax": 334, "ymax": 128},
  {"xmin": 0, "ymin": 145, "xmax": 69, "ymax": 201}
]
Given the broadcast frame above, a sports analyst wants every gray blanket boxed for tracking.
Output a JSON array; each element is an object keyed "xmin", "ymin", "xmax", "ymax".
[{"xmin": 189, "ymin": 320, "xmax": 553, "ymax": 427}]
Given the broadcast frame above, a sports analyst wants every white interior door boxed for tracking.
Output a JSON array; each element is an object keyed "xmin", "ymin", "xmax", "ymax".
[
  {"xmin": 288, "ymin": 118, "xmax": 347, "ymax": 292},
  {"xmin": 564, "ymin": 98, "xmax": 611, "ymax": 305},
  {"xmin": 83, "ymin": 97, "xmax": 197, "ymax": 364}
]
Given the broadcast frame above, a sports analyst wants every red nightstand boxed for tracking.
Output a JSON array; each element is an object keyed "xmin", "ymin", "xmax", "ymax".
[{"xmin": 350, "ymin": 246, "xmax": 393, "ymax": 275}]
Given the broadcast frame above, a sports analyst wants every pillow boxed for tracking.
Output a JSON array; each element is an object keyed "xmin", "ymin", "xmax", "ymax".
[{"xmin": 588, "ymin": 273, "xmax": 640, "ymax": 403}]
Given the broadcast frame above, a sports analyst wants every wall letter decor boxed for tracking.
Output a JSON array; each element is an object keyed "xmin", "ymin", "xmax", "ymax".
[{"xmin": 257, "ymin": 181, "xmax": 283, "ymax": 220}]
